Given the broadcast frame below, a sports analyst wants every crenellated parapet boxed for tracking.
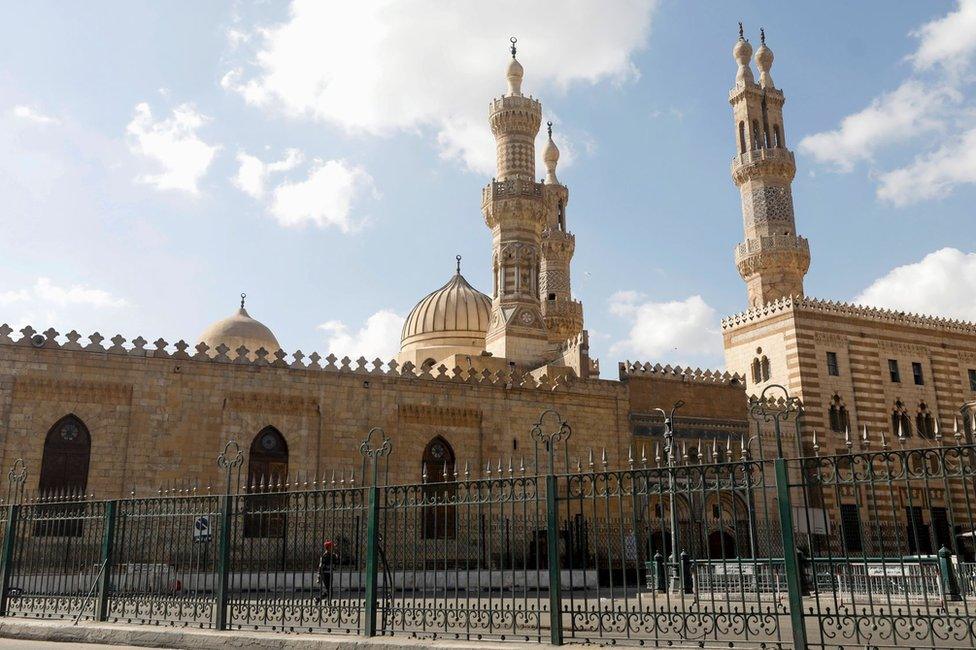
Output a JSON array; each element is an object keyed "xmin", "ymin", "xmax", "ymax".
[
  {"xmin": 0, "ymin": 323, "xmax": 627, "ymax": 396},
  {"xmin": 721, "ymin": 295, "xmax": 976, "ymax": 335},
  {"xmin": 618, "ymin": 360, "xmax": 744, "ymax": 386}
]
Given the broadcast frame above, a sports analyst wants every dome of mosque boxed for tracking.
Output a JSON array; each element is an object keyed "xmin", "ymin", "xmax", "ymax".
[
  {"xmin": 400, "ymin": 260, "xmax": 491, "ymax": 360},
  {"xmin": 199, "ymin": 295, "xmax": 280, "ymax": 355}
]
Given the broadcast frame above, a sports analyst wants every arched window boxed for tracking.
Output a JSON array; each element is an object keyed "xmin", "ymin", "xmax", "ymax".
[
  {"xmin": 422, "ymin": 437, "xmax": 456, "ymax": 539},
  {"xmin": 777, "ymin": 124, "xmax": 785, "ymax": 147},
  {"xmin": 916, "ymin": 403, "xmax": 935, "ymax": 439},
  {"xmin": 557, "ymin": 201, "xmax": 566, "ymax": 230},
  {"xmin": 36, "ymin": 415, "xmax": 91, "ymax": 537},
  {"xmin": 828, "ymin": 395, "xmax": 850, "ymax": 433},
  {"xmin": 891, "ymin": 400, "xmax": 912, "ymax": 438},
  {"xmin": 773, "ymin": 125, "xmax": 782, "ymax": 148},
  {"xmin": 760, "ymin": 356, "xmax": 771, "ymax": 382},
  {"xmin": 751, "ymin": 358, "xmax": 762, "ymax": 384},
  {"xmin": 738, "ymin": 121, "xmax": 746, "ymax": 154},
  {"xmin": 245, "ymin": 426, "xmax": 289, "ymax": 538},
  {"xmin": 751, "ymin": 119, "xmax": 762, "ymax": 150}
]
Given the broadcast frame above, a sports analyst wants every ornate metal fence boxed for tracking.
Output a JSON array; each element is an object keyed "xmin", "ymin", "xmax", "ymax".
[{"xmin": 0, "ymin": 391, "xmax": 975, "ymax": 648}]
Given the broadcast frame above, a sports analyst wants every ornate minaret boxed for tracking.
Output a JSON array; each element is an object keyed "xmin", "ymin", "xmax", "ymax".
[
  {"xmin": 539, "ymin": 122, "xmax": 583, "ymax": 343},
  {"xmin": 730, "ymin": 26, "xmax": 809, "ymax": 308},
  {"xmin": 482, "ymin": 38, "xmax": 551, "ymax": 366}
]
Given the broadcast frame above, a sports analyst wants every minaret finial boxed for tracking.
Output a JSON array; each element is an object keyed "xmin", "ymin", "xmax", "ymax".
[
  {"xmin": 760, "ymin": 27, "xmax": 765, "ymax": 46},
  {"xmin": 547, "ymin": 121, "xmax": 553, "ymax": 139},
  {"xmin": 455, "ymin": 255, "xmax": 462, "ymax": 274},
  {"xmin": 240, "ymin": 293, "xmax": 246, "ymax": 309},
  {"xmin": 510, "ymin": 36, "xmax": 517, "ymax": 59},
  {"xmin": 738, "ymin": 22, "xmax": 744, "ymax": 40}
]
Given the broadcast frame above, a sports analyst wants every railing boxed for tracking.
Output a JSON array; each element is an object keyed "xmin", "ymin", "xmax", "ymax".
[{"xmin": 1, "ymin": 391, "xmax": 975, "ymax": 648}]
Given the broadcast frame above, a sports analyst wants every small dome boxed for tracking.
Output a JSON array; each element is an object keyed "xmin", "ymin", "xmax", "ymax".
[
  {"xmin": 401, "ymin": 266, "xmax": 491, "ymax": 354},
  {"xmin": 543, "ymin": 121, "xmax": 560, "ymax": 184},
  {"xmin": 200, "ymin": 296, "xmax": 280, "ymax": 356},
  {"xmin": 506, "ymin": 57, "xmax": 524, "ymax": 96},
  {"xmin": 754, "ymin": 30, "xmax": 774, "ymax": 88},
  {"xmin": 543, "ymin": 134, "xmax": 560, "ymax": 165},
  {"xmin": 733, "ymin": 37, "xmax": 753, "ymax": 64}
]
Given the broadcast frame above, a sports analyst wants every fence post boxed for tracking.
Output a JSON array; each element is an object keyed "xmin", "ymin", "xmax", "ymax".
[
  {"xmin": 0, "ymin": 504, "xmax": 20, "ymax": 616},
  {"xmin": 363, "ymin": 485, "xmax": 380, "ymax": 637},
  {"xmin": 775, "ymin": 457, "xmax": 808, "ymax": 650},
  {"xmin": 213, "ymin": 493, "xmax": 232, "ymax": 630},
  {"xmin": 653, "ymin": 552, "xmax": 666, "ymax": 592},
  {"xmin": 95, "ymin": 500, "xmax": 118, "ymax": 621},
  {"xmin": 680, "ymin": 550, "xmax": 693, "ymax": 594},
  {"xmin": 545, "ymin": 473, "xmax": 563, "ymax": 646},
  {"xmin": 938, "ymin": 545, "xmax": 962, "ymax": 602}
]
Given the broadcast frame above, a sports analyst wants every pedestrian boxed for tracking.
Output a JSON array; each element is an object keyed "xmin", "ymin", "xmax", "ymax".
[{"xmin": 317, "ymin": 539, "xmax": 338, "ymax": 602}]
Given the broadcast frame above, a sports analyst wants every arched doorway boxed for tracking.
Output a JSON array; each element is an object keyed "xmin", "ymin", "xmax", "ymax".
[
  {"xmin": 707, "ymin": 530, "xmax": 737, "ymax": 559},
  {"xmin": 37, "ymin": 415, "xmax": 91, "ymax": 536},
  {"xmin": 244, "ymin": 426, "xmax": 288, "ymax": 538},
  {"xmin": 422, "ymin": 437, "xmax": 456, "ymax": 539}
]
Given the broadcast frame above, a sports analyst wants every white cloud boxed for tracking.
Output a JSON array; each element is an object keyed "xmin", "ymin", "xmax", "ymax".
[
  {"xmin": 222, "ymin": 0, "xmax": 654, "ymax": 174},
  {"xmin": 11, "ymin": 105, "xmax": 60, "ymax": 125},
  {"xmin": 855, "ymin": 247, "xmax": 976, "ymax": 322},
  {"xmin": 911, "ymin": 0, "xmax": 976, "ymax": 73},
  {"xmin": 233, "ymin": 148, "xmax": 303, "ymax": 199},
  {"xmin": 268, "ymin": 159, "xmax": 375, "ymax": 231},
  {"xmin": 125, "ymin": 102, "xmax": 220, "ymax": 195},
  {"xmin": 876, "ymin": 126, "xmax": 976, "ymax": 204},
  {"xmin": 800, "ymin": 1, "xmax": 976, "ymax": 202},
  {"xmin": 0, "ymin": 278, "xmax": 125, "ymax": 309},
  {"xmin": 798, "ymin": 81, "xmax": 956, "ymax": 172},
  {"xmin": 318, "ymin": 309, "xmax": 405, "ymax": 361},
  {"xmin": 607, "ymin": 291, "xmax": 723, "ymax": 367},
  {"xmin": 0, "ymin": 277, "xmax": 128, "ymax": 334}
]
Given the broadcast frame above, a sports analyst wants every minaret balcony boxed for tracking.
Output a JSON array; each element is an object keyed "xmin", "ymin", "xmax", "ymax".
[
  {"xmin": 731, "ymin": 147, "xmax": 796, "ymax": 184},
  {"xmin": 542, "ymin": 298, "xmax": 583, "ymax": 320},
  {"xmin": 735, "ymin": 234, "xmax": 811, "ymax": 277},
  {"xmin": 731, "ymin": 147, "xmax": 794, "ymax": 167},
  {"xmin": 735, "ymin": 233, "xmax": 808, "ymax": 259},
  {"xmin": 482, "ymin": 178, "xmax": 544, "ymax": 206}
]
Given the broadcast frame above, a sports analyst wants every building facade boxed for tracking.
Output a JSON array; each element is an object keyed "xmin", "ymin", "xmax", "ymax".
[
  {"xmin": 721, "ymin": 29, "xmax": 976, "ymax": 554},
  {"xmin": 2, "ymin": 32, "xmax": 974, "ymax": 559}
]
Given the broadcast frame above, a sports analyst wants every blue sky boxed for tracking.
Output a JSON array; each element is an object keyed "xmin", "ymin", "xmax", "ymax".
[{"xmin": 2, "ymin": 1, "xmax": 975, "ymax": 376}]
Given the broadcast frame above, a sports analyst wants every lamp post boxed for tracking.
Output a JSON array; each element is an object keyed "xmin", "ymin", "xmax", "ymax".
[{"xmin": 654, "ymin": 400, "xmax": 684, "ymax": 591}]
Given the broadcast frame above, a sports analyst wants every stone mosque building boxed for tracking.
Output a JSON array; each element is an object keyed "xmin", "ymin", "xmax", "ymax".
[{"xmin": 1, "ymin": 31, "xmax": 975, "ymax": 551}]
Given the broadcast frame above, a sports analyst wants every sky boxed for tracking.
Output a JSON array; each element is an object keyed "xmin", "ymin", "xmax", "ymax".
[{"xmin": 2, "ymin": 0, "xmax": 976, "ymax": 378}]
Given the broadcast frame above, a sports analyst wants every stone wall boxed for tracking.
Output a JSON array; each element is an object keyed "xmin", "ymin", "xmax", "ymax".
[{"xmin": 0, "ymin": 329, "xmax": 634, "ymax": 498}]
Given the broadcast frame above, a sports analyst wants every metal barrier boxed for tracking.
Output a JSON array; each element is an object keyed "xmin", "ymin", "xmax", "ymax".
[{"xmin": 0, "ymin": 388, "xmax": 974, "ymax": 648}]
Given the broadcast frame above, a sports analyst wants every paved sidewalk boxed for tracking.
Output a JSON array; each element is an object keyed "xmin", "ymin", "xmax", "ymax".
[
  {"xmin": 0, "ymin": 618, "xmax": 538, "ymax": 650},
  {"xmin": 0, "ymin": 640, "xmax": 164, "ymax": 649}
]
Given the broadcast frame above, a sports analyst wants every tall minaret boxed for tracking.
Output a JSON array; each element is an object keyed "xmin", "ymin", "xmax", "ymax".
[
  {"xmin": 482, "ymin": 38, "xmax": 551, "ymax": 366},
  {"xmin": 539, "ymin": 122, "xmax": 583, "ymax": 343},
  {"xmin": 730, "ymin": 26, "xmax": 809, "ymax": 308}
]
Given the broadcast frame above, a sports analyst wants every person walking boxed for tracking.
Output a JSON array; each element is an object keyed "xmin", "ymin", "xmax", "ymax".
[{"xmin": 317, "ymin": 539, "xmax": 338, "ymax": 602}]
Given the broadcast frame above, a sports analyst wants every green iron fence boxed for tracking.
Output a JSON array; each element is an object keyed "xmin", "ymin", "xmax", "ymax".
[{"xmin": 0, "ymin": 388, "xmax": 975, "ymax": 648}]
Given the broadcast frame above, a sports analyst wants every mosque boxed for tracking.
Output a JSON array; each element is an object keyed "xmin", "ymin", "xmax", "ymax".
[{"xmin": 1, "ymin": 30, "xmax": 975, "ymax": 555}]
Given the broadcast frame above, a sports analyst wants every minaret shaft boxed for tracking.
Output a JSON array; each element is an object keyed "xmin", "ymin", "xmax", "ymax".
[
  {"xmin": 482, "ymin": 51, "xmax": 550, "ymax": 366},
  {"xmin": 730, "ymin": 30, "xmax": 809, "ymax": 308}
]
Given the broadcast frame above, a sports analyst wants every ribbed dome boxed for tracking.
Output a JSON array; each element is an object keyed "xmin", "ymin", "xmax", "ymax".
[
  {"xmin": 401, "ymin": 271, "xmax": 491, "ymax": 349},
  {"xmin": 200, "ymin": 298, "xmax": 280, "ymax": 355}
]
